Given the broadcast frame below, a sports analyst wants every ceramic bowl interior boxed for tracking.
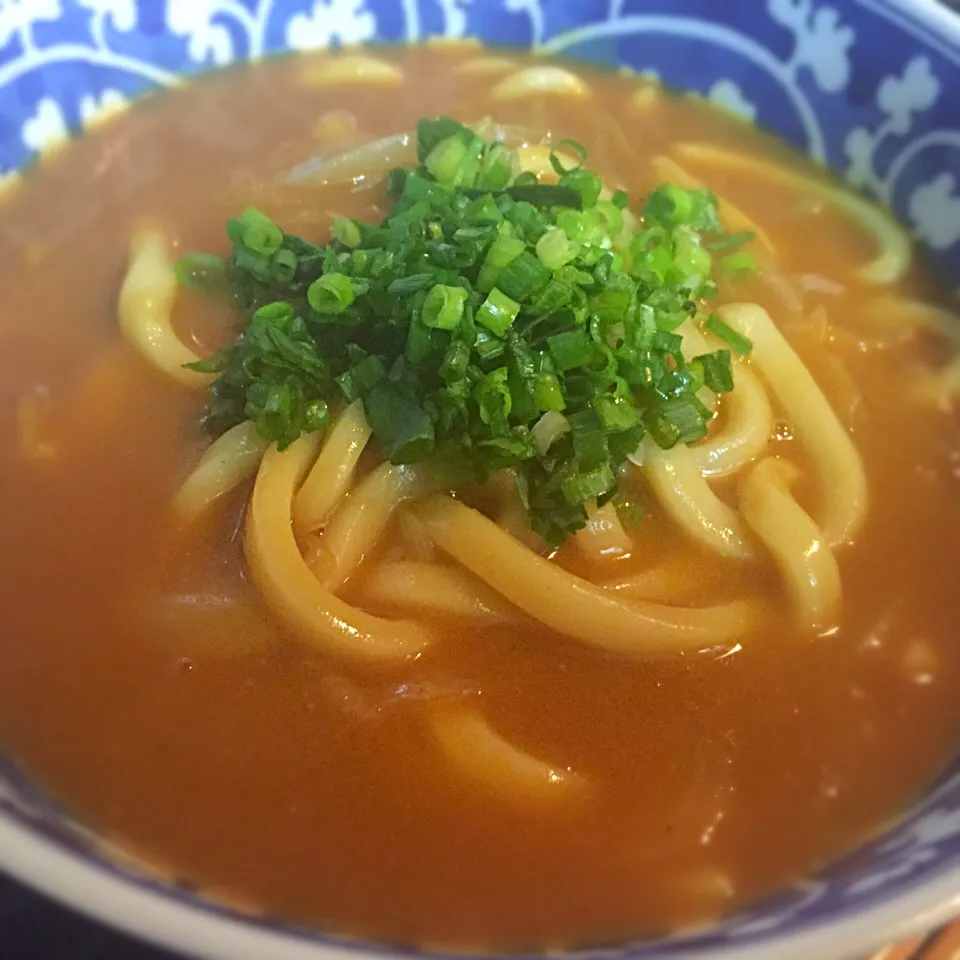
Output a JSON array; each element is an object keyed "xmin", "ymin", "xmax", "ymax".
[{"xmin": 1, "ymin": 2, "xmax": 959, "ymax": 959}]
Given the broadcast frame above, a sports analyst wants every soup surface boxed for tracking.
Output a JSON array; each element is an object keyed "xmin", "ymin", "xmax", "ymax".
[{"xmin": 0, "ymin": 46, "xmax": 959, "ymax": 951}]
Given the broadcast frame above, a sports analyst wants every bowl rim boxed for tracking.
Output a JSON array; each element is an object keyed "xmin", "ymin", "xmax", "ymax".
[
  {"xmin": 4, "ymin": 0, "xmax": 960, "ymax": 957},
  {"xmin": 862, "ymin": 0, "xmax": 960, "ymax": 65},
  {"xmin": 3, "ymin": 806, "xmax": 960, "ymax": 960}
]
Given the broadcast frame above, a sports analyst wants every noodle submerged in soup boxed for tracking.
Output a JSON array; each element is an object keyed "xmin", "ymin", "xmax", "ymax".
[{"xmin": 1, "ymin": 46, "xmax": 959, "ymax": 950}]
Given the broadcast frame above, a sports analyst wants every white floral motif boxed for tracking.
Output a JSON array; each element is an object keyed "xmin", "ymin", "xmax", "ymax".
[
  {"xmin": 285, "ymin": 0, "xmax": 377, "ymax": 50},
  {"xmin": 843, "ymin": 127, "xmax": 876, "ymax": 189},
  {"xmin": 505, "ymin": 0, "xmax": 543, "ymax": 47},
  {"xmin": 21, "ymin": 97, "xmax": 68, "ymax": 152},
  {"xmin": 79, "ymin": 88, "xmax": 127, "ymax": 126},
  {"xmin": 909, "ymin": 174, "xmax": 960, "ymax": 250},
  {"xmin": 844, "ymin": 56, "xmax": 942, "ymax": 194},
  {"xmin": 877, "ymin": 56, "xmax": 939, "ymax": 135},
  {"xmin": 165, "ymin": 0, "xmax": 236, "ymax": 65},
  {"xmin": 840, "ymin": 54, "xmax": 960, "ymax": 253},
  {"xmin": 0, "ymin": 0, "xmax": 61, "ymax": 48},
  {"xmin": 768, "ymin": 0, "xmax": 854, "ymax": 92},
  {"xmin": 437, "ymin": 0, "xmax": 472, "ymax": 37},
  {"xmin": 708, "ymin": 79, "xmax": 757, "ymax": 122},
  {"xmin": 77, "ymin": 0, "xmax": 136, "ymax": 32}
]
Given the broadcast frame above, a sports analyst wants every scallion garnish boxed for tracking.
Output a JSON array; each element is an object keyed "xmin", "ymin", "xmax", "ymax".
[
  {"xmin": 705, "ymin": 313, "xmax": 754, "ymax": 356},
  {"xmin": 422, "ymin": 284, "xmax": 468, "ymax": 330},
  {"xmin": 721, "ymin": 249, "xmax": 760, "ymax": 278},
  {"xmin": 182, "ymin": 115, "xmax": 754, "ymax": 547},
  {"xmin": 308, "ymin": 273, "xmax": 361, "ymax": 315},
  {"xmin": 477, "ymin": 287, "xmax": 521, "ymax": 336}
]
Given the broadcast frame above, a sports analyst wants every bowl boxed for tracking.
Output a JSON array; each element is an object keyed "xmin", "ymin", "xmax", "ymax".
[{"xmin": 1, "ymin": 1, "xmax": 960, "ymax": 958}]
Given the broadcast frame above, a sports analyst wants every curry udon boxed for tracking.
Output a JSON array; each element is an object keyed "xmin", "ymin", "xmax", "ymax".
[{"xmin": 0, "ymin": 46, "xmax": 959, "ymax": 951}]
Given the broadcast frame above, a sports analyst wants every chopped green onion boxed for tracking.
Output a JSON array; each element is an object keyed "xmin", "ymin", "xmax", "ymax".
[
  {"xmin": 535, "ymin": 228, "xmax": 577, "ymax": 270},
  {"xmin": 644, "ymin": 185, "xmax": 720, "ymax": 233},
  {"xmin": 416, "ymin": 116, "xmax": 469, "ymax": 161},
  {"xmin": 476, "ymin": 287, "xmax": 521, "ymax": 337},
  {"xmin": 228, "ymin": 206, "xmax": 283, "ymax": 255},
  {"xmin": 705, "ymin": 313, "xmax": 754, "ymax": 356},
  {"xmin": 332, "ymin": 218, "xmax": 362, "ymax": 248},
  {"xmin": 592, "ymin": 394, "xmax": 639, "ymax": 432},
  {"xmin": 561, "ymin": 462, "xmax": 616, "ymax": 505},
  {"xmin": 547, "ymin": 329, "xmax": 592, "ymax": 372},
  {"xmin": 440, "ymin": 339, "xmax": 470, "ymax": 385},
  {"xmin": 477, "ymin": 232, "xmax": 525, "ymax": 292},
  {"xmin": 475, "ymin": 328, "xmax": 506, "ymax": 361},
  {"xmin": 308, "ymin": 273, "xmax": 360, "ymax": 315},
  {"xmin": 646, "ymin": 415, "xmax": 679, "ymax": 449},
  {"xmin": 304, "ymin": 399, "xmax": 330, "ymax": 432},
  {"xmin": 659, "ymin": 395, "xmax": 709, "ymax": 445},
  {"xmin": 475, "ymin": 367, "xmax": 513, "ymax": 426},
  {"xmin": 673, "ymin": 227, "xmax": 712, "ymax": 283},
  {"xmin": 425, "ymin": 134, "xmax": 470, "ymax": 185},
  {"xmin": 722, "ymin": 250, "xmax": 759, "ymax": 277},
  {"xmin": 388, "ymin": 273, "xmax": 436, "ymax": 296},
  {"xmin": 535, "ymin": 371, "xmax": 565, "ymax": 412},
  {"xmin": 568, "ymin": 408, "xmax": 609, "ymax": 469},
  {"xmin": 364, "ymin": 381, "xmax": 435, "ymax": 463},
  {"xmin": 271, "ymin": 248, "xmax": 298, "ymax": 284},
  {"xmin": 505, "ymin": 184, "xmax": 583, "ymax": 210},
  {"xmin": 707, "ymin": 230, "xmax": 755, "ymax": 253},
  {"xmin": 421, "ymin": 283, "xmax": 468, "ymax": 330},
  {"xmin": 189, "ymin": 116, "xmax": 749, "ymax": 549},
  {"xmin": 549, "ymin": 138, "xmax": 587, "ymax": 174},
  {"xmin": 480, "ymin": 142, "xmax": 516, "ymax": 189},
  {"xmin": 559, "ymin": 169, "xmax": 602, "ymax": 208},
  {"xmin": 336, "ymin": 354, "xmax": 385, "ymax": 402},
  {"xmin": 645, "ymin": 184, "xmax": 693, "ymax": 225},
  {"xmin": 697, "ymin": 350, "xmax": 734, "ymax": 393},
  {"xmin": 405, "ymin": 316, "xmax": 437, "ymax": 365},
  {"xmin": 496, "ymin": 251, "xmax": 551, "ymax": 301},
  {"xmin": 175, "ymin": 252, "xmax": 227, "ymax": 292}
]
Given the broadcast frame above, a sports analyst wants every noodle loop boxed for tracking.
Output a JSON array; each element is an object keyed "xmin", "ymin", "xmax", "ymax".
[
  {"xmin": 245, "ymin": 436, "xmax": 432, "ymax": 663},
  {"xmin": 416, "ymin": 495, "xmax": 757, "ymax": 656},
  {"xmin": 118, "ymin": 228, "xmax": 209, "ymax": 387},
  {"xmin": 718, "ymin": 303, "xmax": 867, "ymax": 546}
]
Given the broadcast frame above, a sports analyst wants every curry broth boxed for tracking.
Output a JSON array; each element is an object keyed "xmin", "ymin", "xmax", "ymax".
[{"xmin": 0, "ymin": 48, "xmax": 958, "ymax": 949}]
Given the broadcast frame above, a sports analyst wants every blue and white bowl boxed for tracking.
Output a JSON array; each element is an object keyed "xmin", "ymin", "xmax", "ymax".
[{"xmin": 1, "ymin": 1, "xmax": 959, "ymax": 958}]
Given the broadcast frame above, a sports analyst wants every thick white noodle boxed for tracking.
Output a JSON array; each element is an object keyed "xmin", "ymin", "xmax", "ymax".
[
  {"xmin": 118, "ymin": 228, "xmax": 209, "ymax": 387},
  {"xmin": 174, "ymin": 421, "xmax": 269, "ymax": 521},
  {"xmin": 718, "ymin": 303, "xmax": 867, "ymax": 546},
  {"xmin": 245, "ymin": 435, "xmax": 432, "ymax": 663},
  {"xmin": 429, "ymin": 703, "xmax": 586, "ymax": 808},
  {"xmin": 673, "ymin": 142, "xmax": 910, "ymax": 284},
  {"xmin": 692, "ymin": 365, "xmax": 774, "ymax": 477},
  {"xmin": 492, "ymin": 66, "xmax": 589, "ymax": 100},
  {"xmin": 293, "ymin": 400, "xmax": 371, "ymax": 536},
  {"xmin": 739, "ymin": 457, "xmax": 841, "ymax": 633},
  {"xmin": 416, "ymin": 496, "xmax": 757, "ymax": 656},
  {"xmin": 641, "ymin": 439, "xmax": 753, "ymax": 560},
  {"xmin": 324, "ymin": 462, "xmax": 429, "ymax": 590},
  {"xmin": 300, "ymin": 55, "xmax": 403, "ymax": 86},
  {"xmin": 363, "ymin": 561, "xmax": 520, "ymax": 623}
]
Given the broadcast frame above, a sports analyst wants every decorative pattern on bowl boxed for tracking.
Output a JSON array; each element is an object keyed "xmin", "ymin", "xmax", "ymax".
[{"xmin": 1, "ymin": 1, "xmax": 959, "ymax": 958}]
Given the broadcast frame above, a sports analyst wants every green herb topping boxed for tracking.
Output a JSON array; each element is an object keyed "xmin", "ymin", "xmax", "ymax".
[{"xmin": 182, "ymin": 116, "xmax": 755, "ymax": 547}]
